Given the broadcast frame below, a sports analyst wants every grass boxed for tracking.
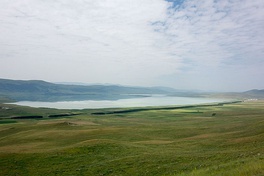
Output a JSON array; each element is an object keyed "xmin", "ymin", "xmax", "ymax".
[
  {"xmin": 0, "ymin": 101, "xmax": 263, "ymax": 175},
  {"xmin": 0, "ymin": 120, "xmax": 17, "ymax": 124}
]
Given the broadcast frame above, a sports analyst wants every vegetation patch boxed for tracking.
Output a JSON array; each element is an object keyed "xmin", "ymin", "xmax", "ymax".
[
  {"xmin": 91, "ymin": 101, "xmax": 242, "ymax": 115},
  {"xmin": 11, "ymin": 115, "xmax": 43, "ymax": 119},
  {"xmin": 48, "ymin": 113, "xmax": 81, "ymax": 118}
]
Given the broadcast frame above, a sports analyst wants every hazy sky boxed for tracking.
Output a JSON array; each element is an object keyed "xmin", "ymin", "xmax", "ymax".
[{"xmin": 1, "ymin": 0, "xmax": 264, "ymax": 91}]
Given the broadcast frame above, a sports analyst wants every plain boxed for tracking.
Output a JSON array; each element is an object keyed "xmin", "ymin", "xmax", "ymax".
[{"xmin": 0, "ymin": 101, "xmax": 263, "ymax": 175}]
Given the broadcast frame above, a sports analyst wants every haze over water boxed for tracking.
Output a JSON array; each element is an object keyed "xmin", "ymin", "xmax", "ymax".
[{"xmin": 11, "ymin": 96, "xmax": 227, "ymax": 109}]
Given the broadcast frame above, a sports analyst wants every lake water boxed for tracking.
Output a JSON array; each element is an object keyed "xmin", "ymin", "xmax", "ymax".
[{"xmin": 10, "ymin": 95, "xmax": 228, "ymax": 109}]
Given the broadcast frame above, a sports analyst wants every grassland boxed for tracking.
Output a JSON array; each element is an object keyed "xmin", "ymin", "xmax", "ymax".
[{"xmin": 0, "ymin": 101, "xmax": 263, "ymax": 175}]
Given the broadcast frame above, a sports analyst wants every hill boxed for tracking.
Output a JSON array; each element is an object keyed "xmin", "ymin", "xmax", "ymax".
[
  {"xmin": 208, "ymin": 89, "xmax": 264, "ymax": 100},
  {"xmin": 0, "ymin": 78, "xmax": 176, "ymax": 102},
  {"xmin": 1, "ymin": 78, "xmax": 263, "ymax": 102},
  {"xmin": 243, "ymin": 89, "xmax": 264, "ymax": 98}
]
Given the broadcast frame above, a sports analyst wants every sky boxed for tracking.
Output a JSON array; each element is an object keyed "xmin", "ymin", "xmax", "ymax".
[{"xmin": 0, "ymin": 0, "xmax": 264, "ymax": 91}]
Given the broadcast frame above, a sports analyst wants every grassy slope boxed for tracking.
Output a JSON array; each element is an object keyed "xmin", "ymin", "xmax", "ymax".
[{"xmin": 0, "ymin": 101, "xmax": 263, "ymax": 176}]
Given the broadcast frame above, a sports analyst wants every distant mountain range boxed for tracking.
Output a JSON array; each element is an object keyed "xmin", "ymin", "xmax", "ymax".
[
  {"xmin": 0, "ymin": 78, "xmax": 263, "ymax": 102},
  {"xmin": 0, "ymin": 78, "xmax": 186, "ymax": 102}
]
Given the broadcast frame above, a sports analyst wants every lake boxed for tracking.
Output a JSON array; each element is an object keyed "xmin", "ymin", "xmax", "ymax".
[{"xmin": 9, "ymin": 95, "xmax": 228, "ymax": 109}]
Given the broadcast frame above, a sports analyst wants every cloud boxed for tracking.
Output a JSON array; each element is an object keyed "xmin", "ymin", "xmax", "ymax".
[
  {"xmin": 156, "ymin": 0, "xmax": 264, "ymax": 90},
  {"xmin": 0, "ymin": 0, "xmax": 263, "ymax": 90},
  {"xmin": 157, "ymin": 0, "xmax": 264, "ymax": 67},
  {"xmin": 0, "ymin": 0, "xmax": 179, "ymax": 85}
]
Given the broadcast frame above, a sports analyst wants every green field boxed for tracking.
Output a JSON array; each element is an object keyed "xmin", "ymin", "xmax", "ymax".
[{"xmin": 0, "ymin": 101, "xmax": 263, "ymax": 175}]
